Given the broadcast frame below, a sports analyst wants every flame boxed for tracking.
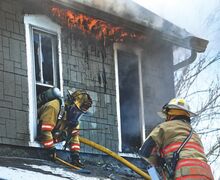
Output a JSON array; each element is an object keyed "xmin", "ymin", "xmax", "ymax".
[{"xmin": 51, "ymin": 6, "xmax": 144, "ymax": 43}]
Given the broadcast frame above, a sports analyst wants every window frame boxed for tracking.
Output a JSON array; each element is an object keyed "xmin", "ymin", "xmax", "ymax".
[
  {"xmin": 113, "ymin": 43, "xmax": 145, "ymax": 153},
  {"xmin": 24, "ymin": 15, "xmax": 63, "ymax": 146}
]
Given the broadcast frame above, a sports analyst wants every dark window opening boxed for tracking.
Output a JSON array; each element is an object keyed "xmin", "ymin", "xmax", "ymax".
[
  {"xmin": 41, "ymin": 35, "xmax": 53, "ymax": 85},
  {"xmin": 118, "ymin": 50, "xmax": 142, "ymax": 153},
  {"xmin": 34, "ymin": 33, "xmax": 40, "ymax": 82}
]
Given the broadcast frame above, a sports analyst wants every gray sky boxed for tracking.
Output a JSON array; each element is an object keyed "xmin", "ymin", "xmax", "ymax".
[{"xmin": 133, "ymin": 0, "xmax": 218, "ymax": 38}]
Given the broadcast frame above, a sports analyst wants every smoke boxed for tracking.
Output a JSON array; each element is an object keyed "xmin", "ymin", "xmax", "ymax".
[
  {"xmin": 86, "ymin": 0, "xmax": 192, "ymax": 38},
  {"xmin": 133, "ymin": 0, "xmax": 218, "ymax": 38},
  {"xmin": 57, "ymin": 0, "xmax": 130, "ymax": 16},
  {"xmin": 57, "ymin": 0, "xmax": 165, "ymax": 30},
  {"xmin": 55, "ymin": 0, "xmax": 214, "ymax": 39},
  {"xmin": 91, "ymin": 0, "xmax": 165, "ymax": 30}
]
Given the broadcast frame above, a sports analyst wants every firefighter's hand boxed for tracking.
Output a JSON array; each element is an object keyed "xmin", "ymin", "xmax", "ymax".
[
  {"xmin": 48, "ymin": 147, "xmax": 56, "ymax": 160},
  {"xmin": 53, "ymin": 130, "xmax": 67, "ymax": 142}
]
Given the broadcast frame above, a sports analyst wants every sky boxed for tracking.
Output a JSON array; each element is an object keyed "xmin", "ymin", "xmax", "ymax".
[
  {"xmin": 132, "ymin": 0, "xmax": 220, "ymax": 178},
  {"xmin": 133, "ymin": 0, "xmax": 217, "ymax": 38}
]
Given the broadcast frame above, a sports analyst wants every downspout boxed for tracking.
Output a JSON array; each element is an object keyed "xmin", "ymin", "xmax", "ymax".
[{"xmin": 173, "ymin": 50, "xmax": 197, "ymax": 71}]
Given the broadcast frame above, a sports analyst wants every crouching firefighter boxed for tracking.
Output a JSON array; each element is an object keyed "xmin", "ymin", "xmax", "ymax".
[
  {"xmin": 37, "ymin": 88, "xmax": 92, "ymax": 168},
  {"xmin": 139, "ymin": 98, "xmax": 214, "ymax": 180}
]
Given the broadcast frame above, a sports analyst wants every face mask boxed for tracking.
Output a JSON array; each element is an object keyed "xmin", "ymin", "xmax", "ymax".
[{"xmin": 66, "ymin": 105, "xmax": 84, "ymax": 127}]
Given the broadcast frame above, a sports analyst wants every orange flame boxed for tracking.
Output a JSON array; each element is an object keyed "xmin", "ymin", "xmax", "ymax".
[{"xmin": 51, "ymin": 7, "xmax": 143, "ymax": 42}]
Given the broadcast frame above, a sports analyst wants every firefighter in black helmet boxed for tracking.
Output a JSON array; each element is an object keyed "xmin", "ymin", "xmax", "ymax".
[{"xmin": 37, "ymin": 89, "xmax": 92, "ymax": 168}]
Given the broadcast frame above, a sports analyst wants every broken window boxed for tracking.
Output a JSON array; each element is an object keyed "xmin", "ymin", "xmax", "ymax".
[{"xmin": 117, "ymin": 50, "xmax": 143, "ymax": 153}]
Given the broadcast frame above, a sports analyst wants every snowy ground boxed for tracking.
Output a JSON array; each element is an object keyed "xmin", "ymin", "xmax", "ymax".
[
  {"xmin": 0, "ymin": 166, "xmax": 101, "ymax": 180},
  {"xmin": 0, "ymin": 156, "xmax": 109, "ymax": 180},
  {"xmin": 0, "ymin": 147, "xmax": 145, "ymax": 180}
]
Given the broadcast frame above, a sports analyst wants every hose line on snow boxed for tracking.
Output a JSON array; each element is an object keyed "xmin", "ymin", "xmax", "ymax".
[{"xmin": 79, "ymin": 136, "xmax": 151, "ymax": 179}]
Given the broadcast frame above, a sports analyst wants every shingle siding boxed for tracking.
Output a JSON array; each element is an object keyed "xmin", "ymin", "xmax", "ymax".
[
  {"xmin": 0, "ymin": 0, "xmax": 175, "ymax": 153},
  {"xmin": 62, "ymin": 37, "xmax": 118, "ymax": 152},
  {"xmin": 0, "ymin": 0, "xmax": 29, "ymax": 146},
  {"xmin": 0, "ymin": 0, "xmax": 118, "ymax": 151}
]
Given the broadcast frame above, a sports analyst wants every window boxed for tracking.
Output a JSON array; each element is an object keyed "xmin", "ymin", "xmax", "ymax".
[
  {"xmin": 118, "ymin": 51, "xmax": 141, "ymax": 153},
  {"xmin": 34, "ymin": 30, "xmax": 57, "ymax": 86},
  {"xmin": 114, "ymin": 43, "xmax": 145, "ymax": 153},
  {"xmin": 24, "ymin": 15, "xmax": 63, "ymax": 146},
  {"xmin": 33, "ymin": 29, "xmax": 60, "ymax": 96}
]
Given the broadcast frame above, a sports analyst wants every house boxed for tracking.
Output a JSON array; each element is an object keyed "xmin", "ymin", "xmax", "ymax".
[{"xmin": 0, "ymin": 0, "xmax": 208, "ymax": 155}]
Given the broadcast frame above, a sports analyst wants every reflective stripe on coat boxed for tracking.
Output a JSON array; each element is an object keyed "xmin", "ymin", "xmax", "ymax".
[
  {"xmin": 144, "ymin": 119, "xmax": 214, "ymax": 179},
  {"xmin": 38, "ymin": 99, "xmax": 80, "ymax": 152}
]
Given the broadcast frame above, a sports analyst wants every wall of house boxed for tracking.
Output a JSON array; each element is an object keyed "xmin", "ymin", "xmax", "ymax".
[
  {"xmin": 61, "ymin": 38, "xmax": 118, "ymax": 153},
  {"xmin": 142, "ymin": 44, "xmax": 175, "ymax": 134},
  {"xmin": 0, "ymin": 0, "xmax": 119, "ymax": 152},
  {"xmin": 0, "ymin": 0, "xmax": 29, "ymax": 145},
  {"xmin": 0, "ymin": 0, "xmax": 175, "ymax": 153}
]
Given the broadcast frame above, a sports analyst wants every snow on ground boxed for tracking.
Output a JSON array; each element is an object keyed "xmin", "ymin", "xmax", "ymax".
[
  {"xmin": 0, "ymin": 166, "xmax": 68, "ymax": 180},
  {"xmin": 0, "ymin": 165, "xmax": 105, "ymax": 180}
]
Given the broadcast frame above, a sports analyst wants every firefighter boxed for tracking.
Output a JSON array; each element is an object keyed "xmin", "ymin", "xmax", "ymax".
[
  {"xmin": 37, "ymin": 89, "xmax": 92, "ymax": 168},
  {"xmin": 139, "ymin": 98, "xmax": 214, "ymax": 179}
]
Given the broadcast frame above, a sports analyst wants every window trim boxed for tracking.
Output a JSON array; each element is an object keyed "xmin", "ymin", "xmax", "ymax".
[
  {"xmin": 113, "ymin": 43, "xmax": 145, "ymax": 152},
  {"xmin": 24, "ymin": 15, "xmax": 63, "ymax": 146}
]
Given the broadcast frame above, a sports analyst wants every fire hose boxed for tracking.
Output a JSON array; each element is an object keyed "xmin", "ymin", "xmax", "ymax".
[{"xmin": 79, "ymin": 136, "xmax": 151, "ymax": 179}]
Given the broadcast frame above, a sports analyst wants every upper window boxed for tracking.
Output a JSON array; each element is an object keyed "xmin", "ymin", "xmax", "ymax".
[
  {"xmin": 33, "ymin": 29, "xmax": 60, "ymax": 96},
  {"xmin": 33, "ymin": 29, "xmax": 60, "ymax": 91},
  {"xmin": 24, "ymin": 15, "xmax": 63, "ymax": 145}
]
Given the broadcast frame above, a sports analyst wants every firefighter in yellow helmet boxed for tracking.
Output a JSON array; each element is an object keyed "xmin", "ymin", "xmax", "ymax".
[
  {"xmin": 37, "ymin": 89, "xmax": 92, "ymax": 168},
  {"xmin": 139, "ymin": 98, "xmax": 214, "ymax": 179}
]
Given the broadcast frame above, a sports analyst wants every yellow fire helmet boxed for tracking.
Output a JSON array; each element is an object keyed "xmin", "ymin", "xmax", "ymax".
[
  {"xmin": 158, "ymin": 98, "xmax": 197, "ymax": 119},
  {"xmin": 67, "ymin": 89, "xmax": 92, "ymax": 112}
]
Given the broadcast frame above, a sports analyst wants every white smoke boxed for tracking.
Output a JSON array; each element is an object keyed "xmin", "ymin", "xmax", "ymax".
[{"xmin": 55, "ymin": 0, "xmax": 165, "ymax": 30}]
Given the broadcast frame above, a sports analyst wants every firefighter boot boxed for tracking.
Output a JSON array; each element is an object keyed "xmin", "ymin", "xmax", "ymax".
[
  {"xmin": 47, "ymin": 147, "xmax": 56, "ymax": 161},
  {"xmin": 70, "ymin": 152, "xmax": 85, "ymax": 168}
]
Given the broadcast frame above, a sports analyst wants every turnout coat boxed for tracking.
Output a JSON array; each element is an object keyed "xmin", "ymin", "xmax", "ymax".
[
  {"xmin": 144, "ymin": 119, "xmax": 214, "ymax": 180},
  {"xmin": 38, "ymin": 99, "xmax": 80, "ymax": 152}
]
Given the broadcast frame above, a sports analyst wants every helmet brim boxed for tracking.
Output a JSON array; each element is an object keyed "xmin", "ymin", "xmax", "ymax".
[{"xmin": 167, "ymin": 104, "xmax": 197, "ymax": 117}]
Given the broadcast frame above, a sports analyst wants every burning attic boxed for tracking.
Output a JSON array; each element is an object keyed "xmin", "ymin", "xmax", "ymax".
[{"xmin": 0, "ymin": 0, "xmax": 209, "ymax": 179}]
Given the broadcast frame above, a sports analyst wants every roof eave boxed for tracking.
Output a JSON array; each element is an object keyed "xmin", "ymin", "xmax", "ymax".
[
  {"xmin": 51, "ymin": 0, "xmax": 209, "ymax": 52},
  {"xmin": 162, "ymin": 35, "xmax": 209, "ymax": 53}
]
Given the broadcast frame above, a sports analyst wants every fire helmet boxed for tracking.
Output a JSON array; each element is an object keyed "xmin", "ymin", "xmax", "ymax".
[
  {"xmin": 67, "ymin": 89, "xmax": 92, "ymax": 112},
  {"xmin": 158, "ymin": 98, "xmax": 197, "ymax": 118}
]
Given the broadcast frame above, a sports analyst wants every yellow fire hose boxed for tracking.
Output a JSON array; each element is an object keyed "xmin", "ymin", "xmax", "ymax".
[
  {"xmin": 79, "ymin": 136, "xmax": 151, "ymax": 179},
  {"xmin": 54, "ymin": 156, "xmax": 91, "ymax": 174},
  {"xmin": 55, "ymin": 156, "xmax": 81, "ymax": 170}
]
